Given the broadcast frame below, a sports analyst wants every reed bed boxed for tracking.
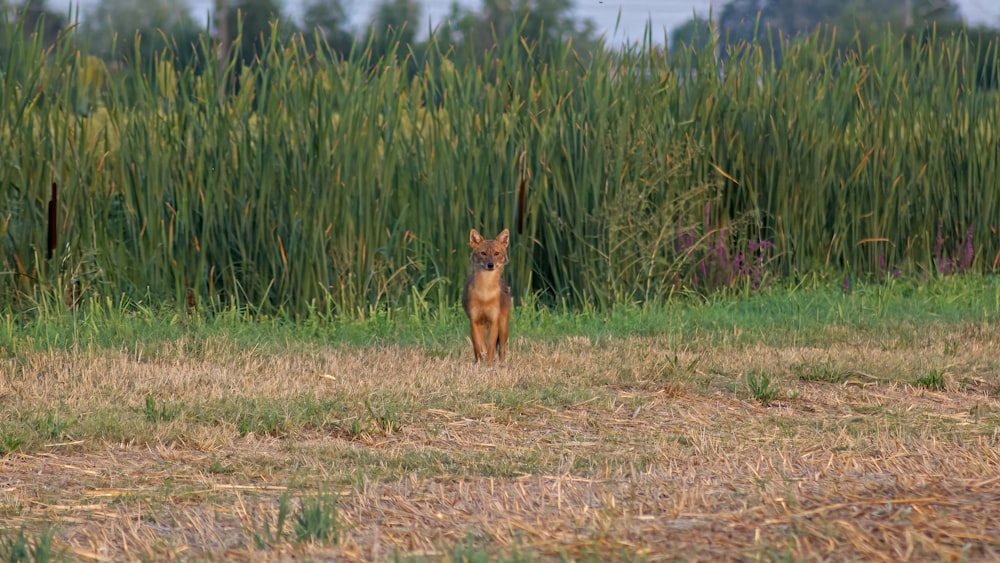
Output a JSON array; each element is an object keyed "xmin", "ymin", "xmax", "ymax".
[{"xmin": 2, "ymin": 18, "xmax": 999, "ymax": 316}]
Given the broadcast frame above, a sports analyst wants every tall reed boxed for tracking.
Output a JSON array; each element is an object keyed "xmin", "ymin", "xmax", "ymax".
[{"xmin": 2, "ymin": 15, "xmax": 998, "ymax": 318}]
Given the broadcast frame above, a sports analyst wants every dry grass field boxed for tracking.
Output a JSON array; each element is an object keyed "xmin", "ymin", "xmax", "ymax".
[{"xmin": 1, "ymin": 289, "xmax": 999, "ymax": 561}]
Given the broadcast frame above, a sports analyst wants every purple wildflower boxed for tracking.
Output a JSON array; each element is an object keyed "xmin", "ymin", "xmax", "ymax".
[{"xmin": 962, "ymin": 227, "xmax": 974, "ymax": 272}]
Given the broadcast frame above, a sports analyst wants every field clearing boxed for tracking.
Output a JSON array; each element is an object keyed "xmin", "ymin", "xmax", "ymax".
[{"xmin": 2, "ymin": 300, "xmax": 999, "ymax": 561}]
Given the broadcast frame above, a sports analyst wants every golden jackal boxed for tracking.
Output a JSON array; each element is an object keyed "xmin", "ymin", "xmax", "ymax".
[{"xmin": 462, "ymin": 228, "xmax": 511, "ymax": 363}]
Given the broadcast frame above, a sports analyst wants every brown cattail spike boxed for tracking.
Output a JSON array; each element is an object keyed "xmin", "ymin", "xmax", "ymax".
[
  {"xmin": 516, "ymin": 177, "xmax": 527, "ymax": 235},
  {"xmin": 47, "ymin": 182, "xmax": 58, "ymax": 260}
]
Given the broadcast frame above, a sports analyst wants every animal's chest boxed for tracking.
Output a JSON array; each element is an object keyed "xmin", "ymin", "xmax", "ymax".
[
  {"xmin": 468, "ymin": 284, "xmax": 501, "ymax": 304},
  {"xmin": 466, "ymin": 271, "xmax": 501, "ymax": 302}
]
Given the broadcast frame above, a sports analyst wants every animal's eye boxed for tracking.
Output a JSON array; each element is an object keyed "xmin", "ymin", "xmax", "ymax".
[
  {"xmin": 494, "ymin": 251, "xmax": 499, "ymax": 256},
  {"xmin": 480, "ymin": 251, "xmax": 487, "ymax": 256}
]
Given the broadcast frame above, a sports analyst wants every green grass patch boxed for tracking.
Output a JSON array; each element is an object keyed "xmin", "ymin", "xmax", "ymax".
[
  {"xmin": 793, "ymin": 360, "xmax": 852, "ymax": 384},
  {"xmin": 3, "ymin": 277, "xmax": 997, "ymax": 358},
  {"xmin": 0, "ymin": 396, "xmax": 362, "ymax": 453},
  {"xmin": 477, "ymin": 385, "xmax": 597, "ymax": 412},
  {"xmin": 188, "ymin": 396, "xmax": 356, "ymax": 438},
  {"xmin": 252, "ymin": 493, "xmax": 340, "ymax": 549}
]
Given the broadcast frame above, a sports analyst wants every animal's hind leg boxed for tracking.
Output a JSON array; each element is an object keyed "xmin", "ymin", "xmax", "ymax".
[{"xmin": 497, "ymin": 310, "xmax": 509, "ymax": 361}]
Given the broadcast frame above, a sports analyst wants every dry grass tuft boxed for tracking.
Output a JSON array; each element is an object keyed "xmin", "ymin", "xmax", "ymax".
[{"xmin": 1, "ymin": 322, "xmax": 999, "ymax": 560}]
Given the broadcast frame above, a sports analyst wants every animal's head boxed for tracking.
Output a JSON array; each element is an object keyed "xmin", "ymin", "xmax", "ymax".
[{"xmin": 469, "ymin": 229, "xmax": 510, "ymax": 271}]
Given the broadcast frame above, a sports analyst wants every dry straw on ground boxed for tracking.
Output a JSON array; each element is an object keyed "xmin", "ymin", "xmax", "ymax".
[{"xmin": 1, "ymin": 322, "xmax": 999, "ymax": 561}]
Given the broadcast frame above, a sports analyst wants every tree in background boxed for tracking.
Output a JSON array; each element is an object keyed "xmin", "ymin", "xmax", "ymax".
[
  {"xmin": 366, "ymin": 0, "xmax": 422, "ymax": 62},
  {"xmin": 524, "ymin": 0, "xmax": 598, "ymax": 58},
  {"xmin": 81, "ymin": 0, "xmax": 201, "ymax": 68},
  {"xmin": 224, "ymin": 0, "xmax": 286, "ymax": 65},
  {"xmin": 834, "ymin": 0, "xmax": 960, "ymax": 46},
  {"xmin": 669, "ymin": 0, "xmax": 997, "ymax": 90},
  {"xmin": 301, "ymin": 0, "xmax": 355, "ymax": 59},
  {"xmin": 717, "ymin": 0, "xmax": 841, "ymax": 47},
  {"xmin": 668, "ymin": 15, "xmax": 713, "ymax": 60},
  {"xmin": 709, "ymin": 0, "xmax": 847, "ymax": 64},
  {"xmin": 1, "ymin": 0, "xmax": 68, "ymax": 49},
  {"xmin": 678, "ymin": 0, "xmax": 965, "ymax": 52},
  {"xmin": 433, "ymin": 0, "xmax": 511, "ymax": 62},
  {"xmin": 434, "ymin": 0, "xmax": 599, "ymax": 68}
]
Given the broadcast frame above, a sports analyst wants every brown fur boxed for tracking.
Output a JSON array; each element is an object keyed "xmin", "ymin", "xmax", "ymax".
[{"xmin": 461, "ymin": 228, "xmax": 512, "ymax": 363}]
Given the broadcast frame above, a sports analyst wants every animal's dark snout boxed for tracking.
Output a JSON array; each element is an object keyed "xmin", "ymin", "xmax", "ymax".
[{"xmin": 486, "ymin": 262, "xmax": 495, "ymax": 270}]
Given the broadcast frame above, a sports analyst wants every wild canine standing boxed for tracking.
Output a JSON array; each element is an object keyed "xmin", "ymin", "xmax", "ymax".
[{"xmin": 462, "ymin": 228, "xmax": 511, "ymax": 363}]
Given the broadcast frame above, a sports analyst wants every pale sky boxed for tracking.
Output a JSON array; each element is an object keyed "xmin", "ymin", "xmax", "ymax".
[{"xmin": 56, "ymin": 0, "xmax": 1000, "ymax": 45}]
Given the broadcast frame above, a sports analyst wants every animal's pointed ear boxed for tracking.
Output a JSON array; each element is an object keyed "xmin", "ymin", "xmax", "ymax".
[
  {"xmin": 470, "ymin": 229, "xmax": 485, "ymax": 247},
  {"xmin": 495, "ymin": 229, "xmax": 510, "ymax": 247}
]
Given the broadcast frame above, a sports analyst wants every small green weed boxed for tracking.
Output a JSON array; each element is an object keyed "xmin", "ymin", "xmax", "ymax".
[
  {"xmin": 0, "ymin": 429, "xmax": 25, "ymax": 456},
  {"xmin": 207, "ymin": 460, "xmax": 235, "ymax": 475},
  {"xmin": 143, "ymin": 396, "xmax": 182, "ymax": 423},
  {"xmin": 295, "ymin": 397, "xmax": 349, "ymax": 432},
  {"xmin": 198, "ymin": 399, "xmax": 289, "ymax": 437},
  {"xmin": 915, "ymin": 370, "xmax": 946, "ymax": 391},
  {"xmin": 793, "ymin": 361, "xmax": 849, "ymax": 384},
  {"xmin": 364, "ymin": 398, "xmax": 404, "ymax": 435},
  {"xmin": 745, "ymin": 371, "xmax": 781, "ymax": 406},
  {"xmin": 392, "ymin": 534, "xmax": 533, "ymax": 562},
  {"xmin": 345, "ymin": 417, "xmax": 365, "ymax": 439},
  {"xmin": 0, "ymin": 526, "xmax": 57, "ymax": 562},
  {"xmin": 295, "ymin": 494, "xmax": 339, "ymax": 544},
  {"xmin": 237, "ymin": 407, "xmax": 287, "ymax": 437},
  {"xmin": 253, "ymin": 494, "xmax": 291, "ymax": 548},
  {"xmin": 30, "ymin": 412, "xmax": 76, "ymax": 441},
  {"xmin": 441, "ymin": 538, "xmax": 494, "ymax": 563},
  {"xmin": 252, "ymin": 493, "xmax": 339, "ymax": 547},
  {"xmin": 663, "ymin": 351, "xmax": 702, "ymax": 380}
]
